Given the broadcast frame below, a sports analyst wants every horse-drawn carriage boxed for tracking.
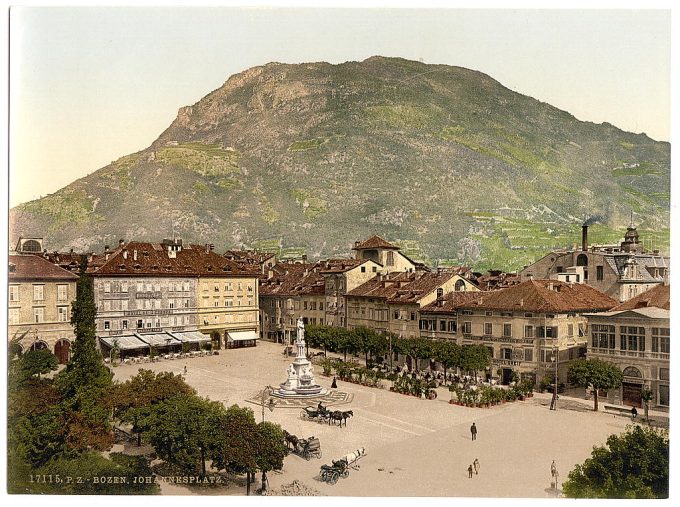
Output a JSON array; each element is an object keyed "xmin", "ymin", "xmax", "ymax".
[
  {"xmin": 300, "ymin": 404, "xmax": 354, "ymax": 427},
  {"xmin": 298, "ymin": 436, "xmax": 322, "ymax": 460},
  {"xmin": 319, "ymin": 447, "xmax": 366, "ymax": 485}
]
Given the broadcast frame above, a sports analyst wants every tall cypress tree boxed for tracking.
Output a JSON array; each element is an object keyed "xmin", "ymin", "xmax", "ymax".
[{"xmin": 55, "ymin": 256, "xmax": 114, "ymax": 451}]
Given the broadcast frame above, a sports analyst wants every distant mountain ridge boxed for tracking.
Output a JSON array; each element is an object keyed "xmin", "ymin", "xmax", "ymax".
[{"xmin": 10, "ymin": 56, "xmax": 670, "ymax": 270}]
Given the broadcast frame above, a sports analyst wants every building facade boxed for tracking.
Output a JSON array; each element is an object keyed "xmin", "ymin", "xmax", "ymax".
[{"xmin": 8, "ymin": 254, "xmax": 78, "ymax": 363}]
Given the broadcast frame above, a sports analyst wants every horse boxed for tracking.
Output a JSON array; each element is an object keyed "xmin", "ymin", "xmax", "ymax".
[
  {"xmin": 329, "ymin": 410, "xmax": 353, "ymax": 427},
  {"xmin": 282, "ymin": 430, "xmax": 299, "ymax": 452}
]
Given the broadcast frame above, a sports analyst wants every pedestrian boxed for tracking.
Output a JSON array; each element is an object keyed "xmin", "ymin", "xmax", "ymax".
[
  {"xmin": 331, "ymin": 376, "xmax": 337, "ymax": 389},
  {"xmin": 551, "ymin": 460, "xmax": 557, "ymax": 479},
  {"xmin": 183, "ymin": 365, "xmax": 187, "ymax": 376},
  {"xmin": 631, "ymin": 407, "xmax": 638, "ymax": 419},
  {"xmin": 468, "ymin": 464, "xmax": 473, "ymax": 478},
  {"xmin": 473, "ymin": 458, "xmax": 480, "ymax": 475},
  {"xmin": 470, "ymin": 422, "xmax": 477, "ymax": 441}
]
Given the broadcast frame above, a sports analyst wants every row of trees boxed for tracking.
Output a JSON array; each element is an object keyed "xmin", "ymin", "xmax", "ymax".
[{"xmin": 305, "ymin": 325, "xmax": 491, "ymax": 379}]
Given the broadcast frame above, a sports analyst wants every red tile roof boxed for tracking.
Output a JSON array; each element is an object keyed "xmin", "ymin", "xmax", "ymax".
[
  {"xmin": 259, "ymin": 263, "xmax": 325, "ymax": 297},
  {"xmin": 9, "ymin": 254, "xmax": 79, "ymax": 281},
  {"xmin": 611, "ymin": 284, "xmax": 670, "ymax": 311},
  {"xmin": 317, "ymin": 258, "xmax": 376, "ymax": 274},
  {"xmin": 458, "ymin": 280, "xmax": 618, "ymax": 313},
  {"xmin": 91, "ymin": 241, "xmax": 250, "ymax": 278},
  {"xmin": 352, "ymin": 235, "xmax": 400, "ymax": 250},
  {"xmin": 420, "ymin": 291, "xmax": 487, "ymax": 314},
  {"xmin": 347, "ymin": 270, "xmax": 462, "ymax": 305}
]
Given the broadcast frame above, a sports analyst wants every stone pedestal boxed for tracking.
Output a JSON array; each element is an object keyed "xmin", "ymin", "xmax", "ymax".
[{"xmin": 273, "ymin": 318, "xmax": 327, "ymax": 398}]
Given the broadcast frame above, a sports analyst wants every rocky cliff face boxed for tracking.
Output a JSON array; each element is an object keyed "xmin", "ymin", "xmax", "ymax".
[{"xmin": 10, "ymin": 57, "xmax": 670, "ymax": 270}]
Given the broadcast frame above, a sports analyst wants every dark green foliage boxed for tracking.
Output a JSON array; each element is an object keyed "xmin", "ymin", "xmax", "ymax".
[
  {"xmin": 11, "ymin": 57, "xmax": 669, "ymax": 271},
  {"xmin": 568, "ymin": 359, "xmax": 623, "ymax": 411},
  {"xmin": 15, "ymin": 349, "xmax": 59, "ymax": 381},
  {"xmin": 563, "ymin": 426, "xmax": 668, "ymax": 499}
]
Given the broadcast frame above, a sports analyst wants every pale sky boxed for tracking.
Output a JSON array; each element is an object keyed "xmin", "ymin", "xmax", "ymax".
[{"xmin": 8, "ymin": 6, "xmax": 672, "ymax": 207}]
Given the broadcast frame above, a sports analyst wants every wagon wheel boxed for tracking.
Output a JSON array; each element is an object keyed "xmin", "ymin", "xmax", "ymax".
[
  {"xmin": 341, "ymin": 468, "xmax": 349, "ymax": 478},
  {"xmin": 329, "ymin": 471, "xmax": 339, "ymax": 485}
]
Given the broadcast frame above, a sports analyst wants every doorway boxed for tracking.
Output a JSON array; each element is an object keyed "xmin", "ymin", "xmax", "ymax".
[{"xmin": 622, "ymin": 382, "xmax": 643, "ymax": 407}]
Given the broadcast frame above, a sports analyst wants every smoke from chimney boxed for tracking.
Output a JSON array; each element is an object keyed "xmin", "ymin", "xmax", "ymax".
[{"xmin": 582, "ymin": 224, "xmax": 588, "ymax": 252}]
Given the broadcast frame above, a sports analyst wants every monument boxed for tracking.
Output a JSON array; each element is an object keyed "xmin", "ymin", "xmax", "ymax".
[{"xmin": 273, "ymin": 318, "xmax": 327, "ymax": 398}]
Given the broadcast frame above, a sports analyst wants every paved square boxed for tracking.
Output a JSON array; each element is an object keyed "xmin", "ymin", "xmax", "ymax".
[{"xmin": 112, "ymin": 341, "xmax": 635, "ymax": 497}]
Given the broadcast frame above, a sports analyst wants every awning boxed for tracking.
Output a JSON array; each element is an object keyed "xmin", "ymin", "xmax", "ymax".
[
  {"xmin": 227, "ymin": 330, "xmax": 258, "ymax": 342},
  {"xmin": 170, "ymin": 330, "xmax": 211, "ymax": 343},
  {"xmin": 100, "ymin": 335, "xmax": 149, "ymax": 351},
  {"xmin": 135, "ymin": 332, "xmax": 181, "ymax": 347}
]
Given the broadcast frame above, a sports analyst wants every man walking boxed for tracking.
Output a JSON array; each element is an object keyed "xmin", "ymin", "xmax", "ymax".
[
  {"xmin": 470, "ymin": 422, "xmax": 477, "ymax": 441},
  {"xmin": 468, "ymin": 464, "xmax": 474, "ymax": 478},
  {"xmin": 473, "ymin": 458, "xmax": 480, "ymax": 475}
]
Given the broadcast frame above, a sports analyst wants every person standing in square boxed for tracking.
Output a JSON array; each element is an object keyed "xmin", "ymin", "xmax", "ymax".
[{"xmin": 470, "ymin": 422, "xmax": 477, "ymax": 441}]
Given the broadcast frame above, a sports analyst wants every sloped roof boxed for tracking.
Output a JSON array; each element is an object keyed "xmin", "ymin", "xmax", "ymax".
[
  {"xmin": 352, "ymin": 235, "xmax": 400, "ymax": 250},
  {"xmin": 586, "ymin": 307, "xmax": 670, "ymax": 320},
  {"xmin": 91, "ymin": 242, "xmax": 249, "ymax": 277},
  {"xmin": 259, "ymin": 263, "xmax": 325, "ymax": 297},
  {"xmin": 420, "ymin": 291, "xmax": 487, "ymax": 314},
  {"xmin": 9, "ymin": 254, "xmax": 79, "ymax": 281},
  {"xmin": 611, "ymin": 284, "xmax": 670, "ymax": 311},
  {"xmin": 458, "ymin": 279, "xmax": 617, "ymax": 313},
  {"xmin": 317, "ymin": 258, "xmax": 378, "ymax": 274},
  {"xmin": 347, "ymin": 270, "xmax": 462, "ymax": 304}
]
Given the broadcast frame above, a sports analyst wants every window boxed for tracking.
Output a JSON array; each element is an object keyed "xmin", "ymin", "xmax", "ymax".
[
  {"xmin": 462, "ymin": 322, "xmax": 472, "ymax": 334},
  {"xmin": 455, "ymin": 279, "xmax": 466, "ymax": 291},
  {"xmin": 122, "ymin": 320, "xmax": 128, "ymax": 330},
  {"xmin": 501, "ymin": 348, "xmax": 512, "ymax": 360},
  {"xmin": 538, "ymin": 326, "xmax": 557, "ymax": 338},
  {"xmin": 303, "ymin": 301, "xmax": 308, "ymax": 310},
  {"xmin": 436, "ymin": 288, "xmax": 444, "ymax": 299},
  {"xmin": 372, "ymin": 266, "xmax": 377, "ymax": 273},
  {"xmin": 485, "ymin": 311, "xmax": 493, "ymax": 317},
  {"xmin": 9, "ymin": 285, "xmax": 19, "ymax": 302},
  {"xmin": 320, "ymin": 302, "xmax": 324, "ymax": 311},
  {"xmin": 58, "ymin": 306, "xmax": 68, "ymax": 322},
  {"xmin": 104, "ymin": 282, "xmax": 111, "ymax": 293},
  {"xmin": 311, "ymin": 302, "xmax": 317, "ymax": 311},
  {"xmin": 104, "ymin": 321, "xmax": 111, "ymax": 330},
  {"xmin": 136, "ymin": 282, "xmax": 143, "ymax": 292},
  {"xmin": 524, "ymin": 325, "xmax": 534, "ymax": 338},
  {"xmin": 524, "ymin": 349, "xmax": 533, "ymax": 361},
  {"xmin": 33, "ymin": 307, "xmax": 44, "ymax": 323},
  {"xmin": 137, "ymin": 319, "xmax": 143, "ymax": 329},
  {"xmin": 591, "ymin": 324, "xmax": 615, "ymax": 349},
  {"xmin": 103, "ymin": 300, "xmax": 111, "ymax": 312},
  {"xmin": 386, "ymin": 251, "xmax": 394, "ymax": 266},
  {"xmin": 448, "ymin": 321, "xmax": 457, "ymax": 333},
  {"xmin": 121, "ymin": 282, "xmax": 128, "ymax": 293},
  {"xmin": 33, "ymin": 285, "xmax": 44, "ymax": 301},
  {"xmin": 439, "ymin": 320, "xmax": 446, "ymax": 331},
  {"xmin": 9, "ymin": 308, "xmax": 20, "ymax": 325},
  {"xmin": 652, "ymin": 328, "xmax": 670, "ymax": 354},
  {"xmin": 503, "ymin": 324, "xmax": 512, "ymax": 337},
  {"xmin": 361, "ymin": 266, "xmax": 366, "ymax": 273},
  {"xmin": 394, "ymin": 310, "xmax": 400, "ymax": 320},
  {"xmin": 486, "ymin": 346, "xmax": 494, "ymax": 358},
  {"xmin": 121, "ymin": 300, "xmax": 128, "ymax": 311},
  {"xmin": 214, "ymin": 301, "xmax": 219, "ymax": 307},
  {"xmin": 484, "ymin": 323, "xmax": 493, "ymax": 336},
  {"xmin": 620, "ymin": 326, "xmax": 645, "ymax": 351},
  {"xmin": 659, "ymin": 385, "xmax": 669, "ymax": 406},
  {"xmin": 57, "ymin": 285, "xmax": 68, "ymax": 301},
  {"xmin": 567, "ymin": 324, "xmax": 574, "ymax": 337},
  {"xmin": 410, "ymin": 312, "xmax": 416, "ymax": 321},
  {"xmin": 596, "ymin": 266, "xmax": 604, "ymax": 281}
]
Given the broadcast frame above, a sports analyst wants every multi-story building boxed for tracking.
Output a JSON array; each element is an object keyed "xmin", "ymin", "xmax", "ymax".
[
  {"xmin": 351, "ymin": 235, "xmax": 423, "ymax": 274},
  {"xmin": 345, "ymin": 269, "xmax": 477, "ymax": 337},
  {"xmin": 223, "ymin": 249, "xmax": 277, "ymax": 276},
  {"xmin": 8, "ymin": 254, "xmax": 78, "ymax": 363},
  {"xmin": 91, "ymin": 239, "xmax": 259, "ymax": 356},
  {"xmin": 585, "ymin": 284, "xmax": 670, "ymax": 410},
  {"xmin": 519, "ymin": 223, "xmax": 669, "ymax": 302},
  {"xmin": 437, "ymin": 279, "xmax": 618, "ymax": 384},
  {"xmin": 259, "ymin": 263, "xmax": 325, "ymax": 344},
  {"xmin": 318, "ymin": 258, "xmax": 382, "ymax": 328}
]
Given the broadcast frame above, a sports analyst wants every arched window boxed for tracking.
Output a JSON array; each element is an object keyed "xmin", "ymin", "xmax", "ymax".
[
  {"xmin": 31, "ymin": 341, "xmax": 49, "ymax": 351},
  {"xmin": 22, "ymin": 239, "xmax": 41, "ymax": 252},
  {"xmin": 623, "ymin": 366, "xmax": 642, "ymax": 378},
  {"xmin": 455, "ymin": 280, "xmax": 466, "ymax": 292},
  {"xmin": 576, "ymin": 254, "xmax": 588, "ymax": 266}
]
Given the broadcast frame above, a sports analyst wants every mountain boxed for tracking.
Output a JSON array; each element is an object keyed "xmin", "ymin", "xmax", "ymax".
[{"xmin": 9, "ymin": 56, "xmax": 670, "ymax": 270}]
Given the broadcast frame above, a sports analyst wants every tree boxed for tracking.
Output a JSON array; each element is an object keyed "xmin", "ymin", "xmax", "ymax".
[
  {"xmin": 641, "ymin": 388, "xmax": 654, "ymax": 423},
  {"xmin": 433, "ymin": 341, "xmax": 460, "ymax": 384},
  {"xmin": 144, "ymin": 393, "xmax": 226, "ymax": 476},
  {"xmin": 563, "ymin": 425, "xmax": 669, "ymax": 498},
  {"xmin": 17, "ymin": 349, "xmax": 59, "ymax": 380},
  {"xmin": 459, "ymin": 345, "xmax": 491, "ymax": 379},
  {"xmin": 567, "ymin": 358, "xmax": 623, "ymax": 411},
  {"xmin": 212, "ymin": 405, "xmax": 259, "ymax": 495},
  {"xmin": 255, "ymin": 421, "xmax": 288, "ymax": 492},
  {"xmin": 112, "ymin": 369, "xmax": 196, "ymax": 445}
]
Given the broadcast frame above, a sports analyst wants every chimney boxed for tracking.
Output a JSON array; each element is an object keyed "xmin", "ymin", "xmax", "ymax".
[
  {"xmin": 104, "ymin": 245, "xmax": 110, "ymax": 254},
  {"xmin": 119, "ymin": 239, "xmax": 125, "ymax": 247},
  {"xmin": 267, "ymin": 269, "xmax": 274, "ymax": 279},
  {"xmin": 354, "ymin": 241, "xmax": 360, "ymax": 247},
  {"xmin": 302, "ymin": 254, "xmax": 307, "ymax": 262},
  {"xmin": 205, "ymin": 244, "xmax": 210, "ymax": 253},
  {"xmin": 123, "ymin": 249, "xmax": 128, "ymax": 260},
  {"xmin": 209, "ymin": 244, "xmax": 214, "ymax": 251},
  {"xmin": 70, "ymin": 248, "xmax": 74, "ymax": 254},
  {"xmin": 582, "ymin": 224, "xmax": 588, "ymax": 252},
  {"xmin": 133, "ymin": 250, "xmax": 138, "ymax": 261}
]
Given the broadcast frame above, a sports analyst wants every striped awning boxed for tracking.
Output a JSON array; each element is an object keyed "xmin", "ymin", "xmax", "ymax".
[
  {"xmin": 227, "ymin": 330, "xmax": 258, "ymax": 342},
  {"xmin": 171, "ymin": 330, "xmax": 211, "ymax": 343},
  {"xmin": 135, "ymin": 332, "xmax": 181, "ymax": 347},
  {"xmin": 99, "ymin": 335, "xmax": 149, "ymax": 351}
]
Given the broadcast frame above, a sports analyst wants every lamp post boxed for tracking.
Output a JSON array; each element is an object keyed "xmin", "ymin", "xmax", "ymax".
[
  {"xmin": 549, "ymin": 346, "xmax": 558, "ymax": 411},
  {"xmin": 261, "ymin": 385, "xmax": 277, "ymax": 422}
]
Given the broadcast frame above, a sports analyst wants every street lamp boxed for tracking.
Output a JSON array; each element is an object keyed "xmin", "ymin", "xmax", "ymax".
[
  {"xmin": 261, "ymin": 385, "xmax": 277, "ymax": 422},
  {"xmin": 549, "ymin": 346, "xmax": 558, "ymax": 411}
]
